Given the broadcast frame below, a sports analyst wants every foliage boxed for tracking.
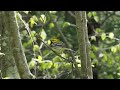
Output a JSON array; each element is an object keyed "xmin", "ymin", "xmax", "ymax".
[{"xmin": 17, "ymin": 11, "xmax": 120, "ymax": 79}]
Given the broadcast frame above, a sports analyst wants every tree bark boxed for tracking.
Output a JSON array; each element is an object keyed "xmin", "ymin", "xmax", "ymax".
[
  {"xmin": 82, "ymin": 12, "xmax": 93, "ymax": 79},
  {"xmin": 0, "ymin": 11, "xmax": 20, "ymax": 79},
  {"xmin": 0, "ymin": 11, "xmax": 33, "ymax": 79},
  {"xmin": 75, "ymin": 11, "xmax": 93, "ymax": 79}
]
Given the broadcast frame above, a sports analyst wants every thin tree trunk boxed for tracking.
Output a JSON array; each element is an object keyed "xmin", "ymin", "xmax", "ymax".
[
  {"xmin": 1, "ymin": 11, "xmax": 33, "ymax": 79},
  {"xmin": 75, "ymin": 11, "xmax": 93, "ymax": 79},
  {"xmin": 82, "ymin": 11, "xmax": 93, "ymax": 79},
  {"xmin": 0, "ymin": 11, "xmax": 20, "ymax": 79}
]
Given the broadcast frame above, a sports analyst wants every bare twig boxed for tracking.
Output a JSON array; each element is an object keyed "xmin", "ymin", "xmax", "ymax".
[
  {"xmin": 68, "ymin": 11, "xmax": 76, "ymax": 18},
  {"xmin": 101, "ymin": 11, "xmax": 115, "ymax": 26}
]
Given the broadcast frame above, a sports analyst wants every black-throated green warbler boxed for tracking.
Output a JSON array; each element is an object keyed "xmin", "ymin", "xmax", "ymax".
[
  {"xmin": 48, "ymin": 37, "xmax": 75, "ymax": 54},
  {"xmin": 49, "ymin": 38, "xmax": 66, "ymax": 54}
]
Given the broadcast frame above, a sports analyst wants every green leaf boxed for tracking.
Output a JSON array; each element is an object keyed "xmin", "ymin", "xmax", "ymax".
[
  {"xmin": 29, "ymin": 60, "xmax": 36, "ymax": 69},
  {"xmin": 88, "ymin": 12, "xmax": 92, "ymax": 18},
  {"xmin": 92, "ymin": 11, "xmax": 97, "ymax": 16},
  {"xmin": 109, "ymin": 32, "xmax": 114, "ymax": 39},
  {"xmin": 117, "ymin": 73, "xmax": 120, "ymax": 76},
  {"xmin": 40, "ymin": 29, "xmax": 46, "ymax": 40},
  {"xmin": 91, "ymin": 36, "xmax": 96, "ymax": 41},
  {"xmin": 94, "ymin": 16, "xmax": 99, "ymax": 22},
  {"xmin": 76, "ymin": 60, "xmax": 81, "ymax": 63},
  {"xmin": 47, "ymin": 40, "xmax": 51, "ymax": 45},
  {"xmin": 101, "ymin": 33, "xmax": 106, "ymax": 40},
  {"xmin": 33, "ymin": 45, "xmax": 39, "ymax": 51},
  {"xmin": 111, "ymin": 46, "xmax": 117, "ymax": 53},
  {"xmin": 2, "ymin": 41, "xmax": 7, "ymax": 46},
  {"xmin": 41, "ymin": 63, "xmax": 47, "ymax": 70},
  {"xmin": 96, "ymin": 28, "xmax": 102, "ymax": 34},
  {"xmin": 40, "ymin": 14, "xmax": 46, "ymax": 24},
  {"xmin": 78, "ymin": 64, "xmax": 81, "ymax": 67},
  {"xmin": 62, "ymin": 22, "xmax": 71, "ymax": 28},
  {"xmin": 49, "ymin": 11, "xmax": 57, "ymax": 14},
  {"xmin": 23, "ymin": 11, "xmax": 29, "ymax": 14},
  {"xmin": 30, "ymin": 18, "xmax": 35, "ymax": 28},
  {"xmin": 99, "ymin": 53, "xmax": 104, "ymax": 58},
  {"xmin": 38, "ymin": 55, "xmax": 42, "ymax": 61},
  {"xmin": 49, "ymin": 23, "xmax": 55, "ymax": 28},
  {"xmin": 53, "ymin": 56, "xmax": 64, "ymax": 62},
  {"xmin": 29, "ymin": 16, "xmax": 38, "ymax": 28},
  {"xmin": 3, "ymin": 77, "xmax": 12, "ymax": 79},
  {"xmin": 90, "ymin": 51, "xmax": 96, "ymax": 59},
  {"xmin": 31, "ymin": 31, "xmax": 36, "ymax": 37},
  {"xmin": 22, "ymin": 30, "xmax": 27, "ymax": 36},
  {"xmin": 52, "ymin": 68, "xmax": 58, "ymax": 75},
  {"xmin": 46, "ymin": 62, "xmax": 53, "ymax": 69},
  {"xmin": 53, "ymin": 63, "xmax": 58, "ymax": 69},
  {"xmin": 65, "ymin": 63, "xmax": 72, "ymax": 69},
  {"xmin": 0, "ymin": 52, "xmax": 5, "ymax": 56},
  {"xmin": 116, "ymin": 45, "xmax": 120, "ymax": 52}
]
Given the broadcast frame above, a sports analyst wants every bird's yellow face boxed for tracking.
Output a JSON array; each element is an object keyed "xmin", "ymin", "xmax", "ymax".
[
  {"xmin": 50, "ymin": 38, "xmax": 64, "ymax": 47},
  {"xmin": 49, "ymin": 38, "xmax": 65, "ymax": 54}
]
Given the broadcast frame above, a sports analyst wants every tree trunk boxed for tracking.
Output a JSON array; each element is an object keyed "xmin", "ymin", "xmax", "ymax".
[
  {"xmin": 75, "ymin": 11, "xmax": 93, "ymax": 79},
  {"xmin": 82, "ymin": 12, "xmax": 93, "ymax": 79},
  {"xmin": 0, "ymin": 11, "xmax": 33, "ymax": 79},
  {"xmin": 0, "ymin": 11, "xmax": 20, "ymax": 79}
]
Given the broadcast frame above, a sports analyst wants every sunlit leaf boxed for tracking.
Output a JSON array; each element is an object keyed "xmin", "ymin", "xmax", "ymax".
[
  {"xmin": 96, "ymin": 28, "xmax": 102, "ymax": 34},
  {"xmin": 29, "ymin": 60, "xmax": 36, "ymax": 69},
  {"xmin": 32, "ymin": 15, "xmax": 38, "ymax": 21},
  {"xmin": 91, "ymin": 45, "xmax": 98, "ymax": 51},
  {"xmin": 30, "ymin": 19, "xmax": 35, "ymax": 28},
  {"xmin": 3, "ymin": 77, "xmax": 12, "ymax": 79},
  {"xmin": 116, "ymin": 45, "xmax": 120, "ymax": 52},
  {"xmin": 78, "ymin": 64, "xmax": 81, "ymax": 67},
  {"xmin": 23, "ymin": 11, "xmax": 29, "ymax": 14},
  {"xmin": 99, "ymin": 53, "xmax": 104, "ymax": 58},
  {"xmin": 92, "ymin": 11, "xmax": 97, "ymax": 16},
  {"xmin": 52, "ymin": 68, "xmax": 58, "ymax": 75},
  {"xmin": 109, "ymin": 32, "xmax": 114, "ymax": 39},
  {"xmin": 91, "ymin": 65, "xmax": 95, "ymax": 67},
  {"xmin": 53, "ymin": 56, "xmax": 64, "ymax": 62},
  {"xmin": 88, "ymin": 12, "xmax": 92, "ymax": 18},
  {"xmin": 53, "ymin": 63, "xmax": 58, "ymax": 69},
  {"xmin": 49, "ymin": 11, "xmax": 57, "ymax": 14},
  {"xmin": 41, "ymin": 63, "xmax": 47, "ymax": 70},
  {"xmin": 76, "ymin": 60, "xmax": 81, "ymax": 63},
  {"xmin": 40, "ymin": 29, "xmax": 46, "ymax": 40},
  {"xmin": 47, "ymin": 40, "xmax": 51, "ymax": 45},
  {"xmin": 94, "ymin": 16, "xmax": 99, "ymax": 22},
  {"xmin": 117, "ymin": 73, "xmax": 120, "ymax": 76},
  {"xmin": 111, "ymin": 46, "xmax": 117, "ymax": 53},
  {"xmin": 91, "ymin": 36, "xmax": 96, "ymax": 41},
  {"xmin": 65, "ymin": 63, "xmax": 72, "ymax": 69},
  {"xmin": 49, "ymin": 23, "xmax": 55, "ymax": 28},
  {"xmin": 38, "ymin": 55, "xmax": 42, "ymax": 61},
  {"xmin": 31, "ymin": 31, "xmax": 36, "ymax": 37},
  {"xmin": 22, "ymin": 30, "xmax": 28, "ymax": 36},
  {"xmin": 40, "ymin": 14, "xmax": 46, "ymax": 24},
  {"xmin": 62, "ymin": 22, "xmax": 71, "ymax": 28},
  {"xmin": 33, "ymin": 45, "xmax": 39, "ymax": 51},
  {"xmin": 0, "ymin": 52, "xmax": 5, "ymax": 56},
  {"xmin": 46, "ymin": 62, "xmax": 53, "ymax": 69},
  {"xmin": 101, "ymin": 33, "xmax": 106, "ymax": 40}
]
